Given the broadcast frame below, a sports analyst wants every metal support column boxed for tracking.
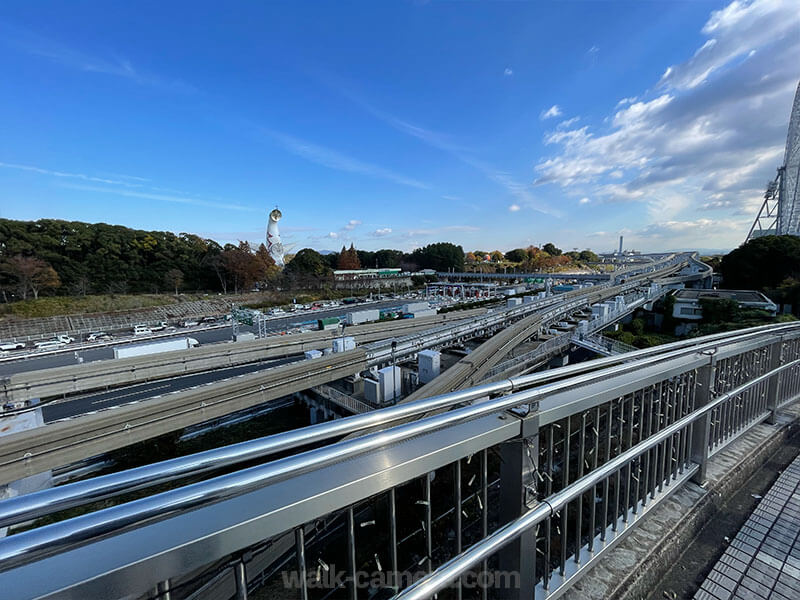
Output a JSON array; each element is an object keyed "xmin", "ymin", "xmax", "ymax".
[
  {"xmin": 498, "ymin": 405, "xmax": 539, "ymax": 600},
  {"xmin": 691, "ymin": 352, "xmax": 717, "ymax": 485},
  {"xmin": 156, "ymin": 580, "xmax": 171, "ymax": 600},
  {"xmin": 766, "ymin": 338, "xmax": 784, "ymax": 424},
  {"xmin": 234, "ymin": 559, "xmax": 248, "ymax": 600}
]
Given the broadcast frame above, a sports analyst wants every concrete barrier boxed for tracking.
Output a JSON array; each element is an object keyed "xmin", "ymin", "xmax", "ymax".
[{"xmin": 3, "ymin": 310, "xmax": 485, "ymax": 403}]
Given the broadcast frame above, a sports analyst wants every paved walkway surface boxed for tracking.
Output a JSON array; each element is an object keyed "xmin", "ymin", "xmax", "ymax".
[{"xmin": 695, "ymin": 453, "xmax": 800, "ymax": 600}]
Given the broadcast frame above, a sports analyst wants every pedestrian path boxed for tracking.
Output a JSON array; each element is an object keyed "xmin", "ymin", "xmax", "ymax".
[{"xmin": 695, "ymin": 453, "xmax": 800, "ymax": 600}]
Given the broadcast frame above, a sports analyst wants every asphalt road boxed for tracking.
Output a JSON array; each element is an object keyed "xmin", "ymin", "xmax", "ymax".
[
  {"xmin": 0, "ymin": 299, "xmax": 409, "ymax": 378},
  {"xmin": 41, "ymin": 355, "xmax": 298, "ymax": 422}
]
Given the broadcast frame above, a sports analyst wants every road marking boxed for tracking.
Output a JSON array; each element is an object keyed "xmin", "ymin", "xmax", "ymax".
[{"xmin": 91, "ymin": 384, "xmax": 170, "ymax": 405}]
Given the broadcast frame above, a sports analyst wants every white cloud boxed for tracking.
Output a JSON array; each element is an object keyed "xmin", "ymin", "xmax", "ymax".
[
  {"xmin": 0, "ymin": 161, "xmax": 145, "ymax": 188},
  {"xmin": 540, "ymin": 105, "xmax": 563, "ymax": 120},
  {"xmin": 61, "ymin": 184, "xmax": 261, "ymax": 213},
  {"xmin": 372, "ymin": 228, "xmax": 393, "ymax": 236},
  {"xmin": 534, "ymin": 0, "xmax": 800, "ymax": 249},
  {"xmin": 344, "ymin": 219, "xmax": 362, "ymax": 230},
  {"xmin": 587, "ymin": 45, "xmax": 599, "ymax": 54},
  {"xmin": 509, "ymin": 204, "xmax": 521, "ymax": 212},
  {"xmin": 557, "ymin": 117, "xmax": 580, "ymax": 129},
  {"xmin": 327, "ymin": 232, "xmax": 339, "ymax": 239},
  {"xmin": 268, "ymin": 130, "xmax": 430, "ymax": 189},
  {"xmin": 504, "ymin": 67, "xmax": 513, "ymax": 76},
  {"xmin": 0, "ymin": 22, "xmax": 195, "ymax": 92},
  {"xmin": 331, "ymin": 86, "xmax": 560, "ymax": 217},
  {"xmin": 579, "ymin": 197, "xmax": 590, "ymax": 205}
]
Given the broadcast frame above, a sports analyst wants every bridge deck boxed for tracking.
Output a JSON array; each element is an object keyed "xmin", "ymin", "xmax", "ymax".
[{"xmin": 696, "ymin": 454, "xmax": 800, "ymax": 600}]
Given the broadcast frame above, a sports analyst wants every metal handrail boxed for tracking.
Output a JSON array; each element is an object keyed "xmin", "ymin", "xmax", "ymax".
[
  {"xmin": 1, "ymin": 320, "xmax": 796, "ymax": 531},
  {"xmin": 0, "ymin": 323, "xmax": 796, "ymax": 568},
  {"xmin": 392, "ymin": 359, "xmax": 800, "ymax": 600}
]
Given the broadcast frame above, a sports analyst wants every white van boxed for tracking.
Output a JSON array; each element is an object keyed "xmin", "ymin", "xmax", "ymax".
[
  {"xmin": 133, "ymin": 325, "xmax": 152, "ymax": 336},
  {"xmin": 34, "ymin": 340, "xmax": 65, "ymax": 351}
]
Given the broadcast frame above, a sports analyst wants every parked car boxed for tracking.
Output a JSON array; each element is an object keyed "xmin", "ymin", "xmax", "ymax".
[
  {"xmin": 201, "ymin": 316, "xmax": 217, "ymax": 323},
  {"xmin": 56, "ymin": 335, "xmax": 75, "ymax": 344},
  {"xmin": 133, "ymin": 325, "xmax": 152, "ymax": 335},
  {"xmin": 0, "ymin": 341, "xmax": 25, "ymax": 351},
  {"xmin": 151, "ymin": 321, "xmax": 169, "ymax": 331},
  {"xmin": 181, "ymin": 320, "xmax": 199, "ymax": 328}
]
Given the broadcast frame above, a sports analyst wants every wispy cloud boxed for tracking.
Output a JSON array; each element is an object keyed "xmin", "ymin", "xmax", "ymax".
[
  {"xmin": 267, "ymin": 130, "xmax": 430, "ymax": 189},
  {"xmin": 61, "ymin": 184, "xmax": 261, "ymax": 213},
  {"xmin": 509, "ymin": 204, "xmax": 521, "ymax": 212},
  {"xmin": 329, "ymin": 85, "xmax": 560, "ymax": 217},
  {"xmin": 540, "ymin": 105, "xmax": 562, "ymax": 120},
  {"xmin": 343, "ymin": 219, "xmax": 362, "ymax": 230},
  {"xmin": 0, "ymin": 21, "xmax": 195, "ymax": 92},
  {"xmin": 504, "ymin": 67, "xmax": 514, "ymax": 76},
  {"xmin": 372, "ymin": 227, "xmax": 393, "ymax": 237},
  {"xmin": 0, "ymin": 161, "xmax": 144, "ymax": 188}
]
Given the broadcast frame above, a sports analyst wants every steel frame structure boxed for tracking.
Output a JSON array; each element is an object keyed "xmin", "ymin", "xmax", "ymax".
[{"xmin": 746, "ymin": 81, "xmax": 800, "ymax": 242}]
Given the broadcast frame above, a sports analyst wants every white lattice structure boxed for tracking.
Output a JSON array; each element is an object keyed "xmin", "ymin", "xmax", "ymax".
[{"xmin": 747, "ymin": 81, "xmax": 800, "ymax": 241}]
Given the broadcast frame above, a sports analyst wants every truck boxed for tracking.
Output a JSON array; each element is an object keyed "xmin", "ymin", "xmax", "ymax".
[
  {"xmin": 345, "ymin": 309, "xmax": 380, "ymax": 325},
  {"xmin": 114, "ymin": 337, "xmax": 199, "ymax": 359},
  {"xmin": 318, "ymin": 317, "xmax": 340, "ymax": 331}
]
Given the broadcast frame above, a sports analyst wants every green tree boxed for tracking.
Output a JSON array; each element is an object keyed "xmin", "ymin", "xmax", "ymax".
[
  {"xmin": 578, "ymin": 249, "xmax": 599, "ymax": 263},
  {"xmin": 720, "ymin": 235, "xmax": 800, "ymax": 290},
  {"xmin": 504, "ymin": 248, "xmax": 527, "ymax": 263},
  {"xmin": 411, "ymin": 242, "xmax": 465, "ymax": 271},
  {"xmin": 284, "ymin": 248, "xmax": 332, "ymax": 288},
  {"xmin": 542, "ymin": 243, "xmax": 562, "ymax": 256}
]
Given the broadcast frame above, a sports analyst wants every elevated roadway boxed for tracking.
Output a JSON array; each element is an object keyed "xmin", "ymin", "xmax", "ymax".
[{"xmin": 0, "ymin": 255, "xmax": 689, "ymax": 484}]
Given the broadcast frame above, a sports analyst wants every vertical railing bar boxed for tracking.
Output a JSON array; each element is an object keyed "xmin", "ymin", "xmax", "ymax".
[
  {"xmin": 544, "ymin": 428, "xmax": 553, "ymax": 591},
  {"xmin": 589, "ymin": 406, "xmax": 599, "ymax": 551},
  {"xmin": 425, "ymin": 473, "xmax": 432, "ymax": 575},
  {"xmin": 601, "ymin": 403, "xmax": 612, "ymax": 541},
  {"xmin": 612, "ymin": 398, "xmax": 622, "ymax": 532},
  {"xmin": 295, "ymin": 528, "xmax": 308, "ymax": 600},
  {"xmin": 347, "ymin": 507, "xmax": 357, "ymax": 600},
  {"xmin": 575, "ymin": 412, "xmax": 586, "ymax": 563},
  {"xmin": 481, "ymin": 449, "xmax": 488, "ymax": 600},
  {"xmin": 389, "ymin": 488, "xmax": 398, "ymax": 592},
  {"xmin": 624, "ymin": 394, "xmax": 634, "ymax": 522},
  {"xmin": 454, "ymin": 459, "xmax": 462, "ymax": 600},
  {"xmin": 643, "ymin": 390, "xmax": 654, "ymax": 505},
  {"xmin": 560, "ymin": 416, "xmax": 571, "ymax": 575}
]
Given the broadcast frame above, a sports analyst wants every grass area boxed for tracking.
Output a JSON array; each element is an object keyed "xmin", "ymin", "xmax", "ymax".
[{"xmin": 0, "ymin": 294, "xmax": 193, "ymax": 319}]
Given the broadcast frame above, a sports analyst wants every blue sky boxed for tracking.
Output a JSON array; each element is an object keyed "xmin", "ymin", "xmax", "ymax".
[{"xmin": 1, "ymin": 0, "xmax": 798, "ymax": 254}]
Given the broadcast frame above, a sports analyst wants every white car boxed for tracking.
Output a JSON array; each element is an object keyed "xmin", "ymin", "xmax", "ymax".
[
  {"xmin": 87, "ymin": 332, "xmax": 112, "ymax": 342},
  {"xmin": 0, "ymin": 341, "xmax": 25, "ymax": 351},
  {"xmin": 181, "ymin": 320, "xmax": 199, "ymax": 328},
  {"xmin": 34, "ymin": 340, "xmax": 66, "ymax": 351}
]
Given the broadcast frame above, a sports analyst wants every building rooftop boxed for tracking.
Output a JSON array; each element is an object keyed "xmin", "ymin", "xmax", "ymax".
[{"xmin": 674, "ymin": 289, "xmax": 769, "ymax": 303}]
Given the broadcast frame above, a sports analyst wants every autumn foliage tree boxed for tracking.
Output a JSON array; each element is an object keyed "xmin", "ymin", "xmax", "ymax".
[
  {"xmin": 1, "ymin": 255, "xmax": 61, "ymax": 300},
  {"xmin": 337, "ymin": 244, "xmax": 361, "ymax": 270}
]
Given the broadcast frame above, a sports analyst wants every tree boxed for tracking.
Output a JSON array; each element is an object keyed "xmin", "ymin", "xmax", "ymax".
[
  {"xmin": 1, "ymin": 255, "xmax": 61, "ymax": 299},
  {"xmin": 465, "ymin": 252, "xmax": 477, "ymax": 263},
  {"xmin": 542, "ymin": 243, "xmax": 562, "ymax": 256},
  {"xmin": 337, "ymin": 244, "xmax": 361, "ymax": 270},
  {"xmin": 490, "ymin": 250, "xmax": 504, "ymax": 262},
  {"xmin": 284, "ymin": 248, "xmax": 332, "ymax": 288},
  {"xmin": 504, "ymin": 248, "xmax": 527, "ymax": 263},
  {"xmin": 720, "ymin": 236, "xmax": 800, "ymax": 290},
  {"xmin": 578, "ymin": 249, "xmax": 599, "ymax": 263},
  {"xmin": 411, "ymin": 242, "xmax": 465, "ymax": 272},
  {"xmin": 164, "ymin": 268, "xmax": 184, "ymax": 295}
]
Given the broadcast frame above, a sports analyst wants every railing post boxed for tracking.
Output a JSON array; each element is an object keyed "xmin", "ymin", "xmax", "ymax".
[
  {"xmin": 690, "ymin": 351, "xmax": 717, "ymax": 485},
  {"xmin": 765, "ymin": 337, "xmax": 784, "ymax": 424},
  {"xmin": 498, "ymin": 403, "xmax": 539, "ymax": 600}
]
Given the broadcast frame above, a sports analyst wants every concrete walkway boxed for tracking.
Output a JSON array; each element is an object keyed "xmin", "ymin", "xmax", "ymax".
[{"xmin": 695, "ymin": 453, "xmax": 800, "ymax": 600}]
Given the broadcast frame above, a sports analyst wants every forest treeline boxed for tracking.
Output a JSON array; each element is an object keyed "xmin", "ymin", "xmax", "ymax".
[{"xmin": 0, "ymin": 218, "xmax": 603, "ymax": 301}]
